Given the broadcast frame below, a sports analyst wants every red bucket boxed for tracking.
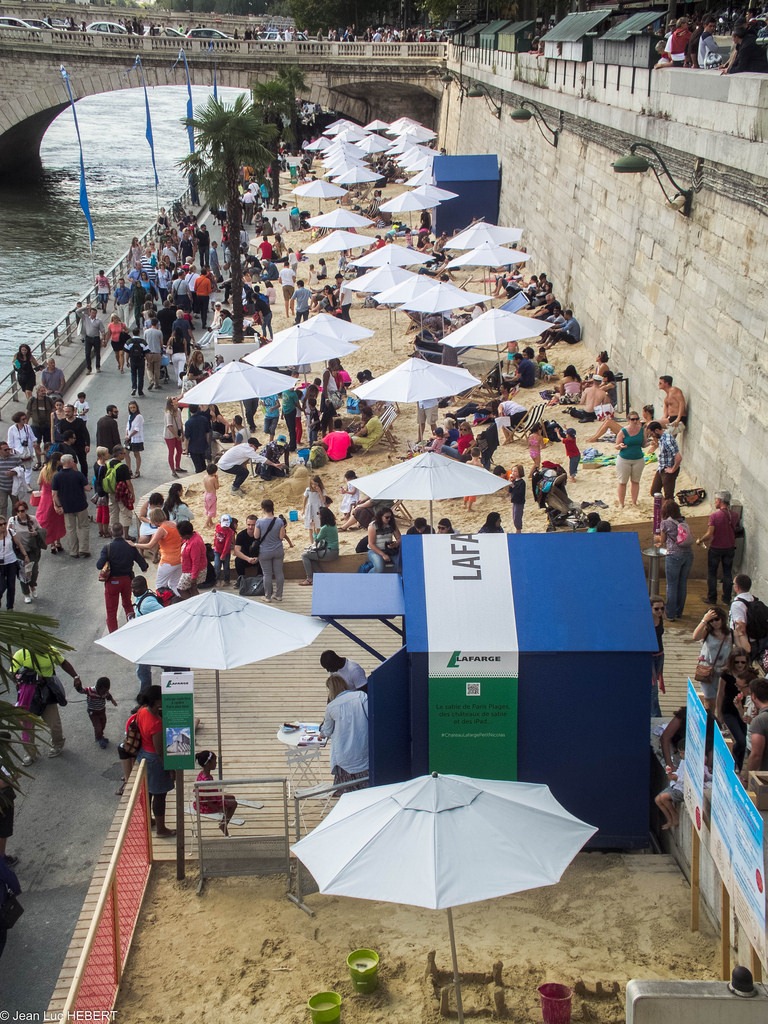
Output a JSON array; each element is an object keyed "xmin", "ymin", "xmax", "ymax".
[
  {"xmin": 30, "ymin": 490, "xmax": 41, "ymax": 507},
  {"xmin": 538, "ymin": 983, "xmax": 572, "ymax": 1024}
]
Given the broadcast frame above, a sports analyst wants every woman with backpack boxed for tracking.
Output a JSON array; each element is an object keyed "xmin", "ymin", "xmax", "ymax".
[{"xmin": 655, "ymin": 498, "xmax": 695, "ymax": 620}]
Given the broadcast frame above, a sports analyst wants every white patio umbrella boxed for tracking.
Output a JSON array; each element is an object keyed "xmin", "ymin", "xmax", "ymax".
[
  {"xmin": 180, "ymin": 361, "xmax": 298, "ymax": 405},
  {"xmin": 307, "ymin": 209, "xmax": 374, "ymax": 230},
  {"xmin": 97, "ymin": 589, "xmax": 326, "ymax": 776},
  {"xmin": 404, "ymin": 167, "xmax": 435, "ymax": 188},
  {"xmin": 322, "ymin": 161, "xmax": 364, "ymax": 180},
  {"xmin": 373, "ymin": 275, "xmax": 436, "ymax": 305},
  {"xmin": 388, "ymin": 116, "xmax": 420, "ymax": 132},
  {"xmin": 303, "ymin": 229, "xmax": 370, "ymax": 255},
  {"xmin": 292, "ymin": 179, "xmax": 347, "ymax": 214},
  {"xmin": 397, "ymin": 141, "xmax": 436, "ymax": 160},
  {"xmin": 410, "ymin": 184, "xmax": 459, "ymax": 204},
  {"xmin": 352, "ymin": 243, "xmax": 433, "ymax": 268},
  {"xmin": 304, "ymin": 136, "xmax": 332, "ymax": 152},
  {"xmin": 292, "ymin": 179, "xmax": 347, "ymax": 200},
  {"xmin": 355, "ymin": 134, "xmax": 392, "ymax": 155},
  {"xmin": 364, "ymin": 118, "xmax": 390, "ymax": 132},
  {"xmin": 332, "ymin": 166, "xmax": 383, "ymax": 185},
  {"xmin": 379, "ymin": 191, "xmax": 437, "ymax": 214},
  {"xmin": 445, "ymin": 242, "xmax": 530, "ymax": 271},
  {"xmin": 346, "ymin": 264, "xmax": 419, "ymax": 293},
  {"xmin": 323, "ymin": 119, "xmax": 359, "ymax": 135},
  {"xmin": 447, "ymin": 223, "xmax": 524, "ymax": 249},
  {"xmin": 244, "ymin": 327, "xmax": 359, "ymax": 368},
  {"xmin": 352, "ymin": 357, "xmax": 479, "ymax": 403},
  {"xmin": 352, "ymin": 450, "xmax": 508, "ymax": 526},
  {"xmin": 399, "ymin": 124, "xmax": 437, "ymax": 142},
  {"xmin": 398, "ymin": 281, "xmax": 488, "ymax": 314},
  {"xmin": 441, "ymin": 307, "xmax": 550, "ymax": 348},
  {"xmin": 292, "ymin": 773, "xmax": 596, "ymax": 1024},
  {"xmin": 297, "ymin": 313, "xmax": 374, "ymax": 342}
]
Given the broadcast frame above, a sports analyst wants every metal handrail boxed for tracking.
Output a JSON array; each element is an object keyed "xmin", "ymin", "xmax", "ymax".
[{"xmin": 0, "ymin": 186, "xmax": 191, "ymax": 417}]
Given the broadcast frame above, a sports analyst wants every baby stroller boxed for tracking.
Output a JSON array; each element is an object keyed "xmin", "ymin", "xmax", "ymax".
[{"xmin": 532, "ymin": 462, "xmax": 588, "ymax": 532}]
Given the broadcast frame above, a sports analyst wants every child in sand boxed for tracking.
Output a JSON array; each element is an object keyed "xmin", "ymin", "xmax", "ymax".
[
  {"xmin": 203, "ymin": 464, "xmax": 219, "ymax": 528},
  {"xmin": 339, "ymin": 470, "xmax": 360, "ymax": 530},
  {"xmin": 194, "ymin": 750, "xmax": 238, "ymax": 836},
  {"xmin": 303, "ymin": 475, "xmax": 326, "ymax": 543},
  {"xmin": 561, "ymin": 428, "xmax": 581, "ymax": 482},
  {"xmin": 528, "ymin": 424, "xmax": 542, "ymax": 470},
  {"xmin": 463, "ymin": 448, "xmax": 483, "ymax": 510}
]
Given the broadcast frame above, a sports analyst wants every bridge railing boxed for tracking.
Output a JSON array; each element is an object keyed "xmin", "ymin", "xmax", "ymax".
[
  {"xmin": 0, "ymin": 29, "xmax": 446, "ymax": 60},
  {"xmin": 0, "ymin": 186, "xmax": 191, "ymax": 418}
]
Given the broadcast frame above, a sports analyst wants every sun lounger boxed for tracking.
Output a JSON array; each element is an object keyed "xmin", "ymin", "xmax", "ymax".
[{"xmin": 510, "ymin": 403, "xmax": 547, "ymax": 442}]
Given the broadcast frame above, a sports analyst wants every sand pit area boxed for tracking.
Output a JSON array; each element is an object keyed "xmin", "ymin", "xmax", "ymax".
[{"xmin": 116, "ymin": 854, "xmax": 717, "ymax": 1023}]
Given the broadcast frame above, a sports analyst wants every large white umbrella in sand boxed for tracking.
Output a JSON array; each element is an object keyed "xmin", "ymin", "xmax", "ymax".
[
  {"xmin": 352, "ymin": 243, "xmax": 433, "ymax": 269},
  {"xmin": 355, "ymin": 134, "xmax": 392, "ymax": 155},
  {"xmin": 379, "ymin": 191, "xmax": 438, "ymax": 215},
  {"xmin": 410, "ymin": 184, "xmax": 459, "ymax": 204},
  {"xmin": 292, "ymin": 179, "xmax": 347, "ymax": 199},
  {"xmin": 374, "ymin": 275, "xmax": 436, "ymax": 305},
  {"xmin": 304, "ymin": 136, "xmax": 332, "ymax": 152},
  {"xmin": 352, "ymin": 450, "xmax": 508, "ymax": 526},
  {"xmin": 180, "ymin": 361, "xmax": 297, "ymax": 405},
  {"xmin": 346, "ymin": 264, "xmax": 419, "ymax": 294},
  {"xmin": 445, "ymin": 242, "xmax": 530, "ymax": 271},
  {"xmin": 323, "ymin": 119, "xmax": 361, "ymax": 136},
  {"xmin": 399, "ymin": 124, "xmax": 437, "ymax": 142},
  {"xmin": 364, "ymin": 118, "xmax": 390, "ymax": 132},
  {"xmin": 303, "ymin": 229, "xmax": 370, "ymax": 255},
  {"xmin": 97, "ymin": 589, "xmax": 327, "ymax": 777},
  {"xmin": 294, "ymin": 313, "xmax": 373, "ymax": 343},
  {"xmin": 307, "ymin": 209, "xmax": 374, "ymax": 230},
  {"xmin": 244, "ymin": 327, "xmax": 359, "ymax": 368},
  {"xmin": 405, "ymin": 167, "xmax": 436, "ymax": 188},
  {"xmin": 441, "ymin": 307, "xmax": 550, "ymax": 348},
  {"xmin": 398, "ymin": 281, "xmax": 488, "ymax": 314},
  {"xmin": 292, "ymin": 773, "xmax": 596, "ymax": 1024},
  {"xmin": 352, "ymin": 357, "xmax": 479, "ymax": 403},
  {"xmin": 332, "ymin": 166, "xmax": 383, "ymax": 185},
  {"xmin": 448, "ymin": 223, "xmax": 524, "ymax": 249}
]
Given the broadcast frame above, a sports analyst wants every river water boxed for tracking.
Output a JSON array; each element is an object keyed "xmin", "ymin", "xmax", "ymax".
[{"xmin": 0, "ymin": 84, "xmax": 245, "ymax": 364}]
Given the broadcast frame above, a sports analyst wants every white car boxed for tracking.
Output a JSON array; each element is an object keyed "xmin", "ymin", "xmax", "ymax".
[
  {"xmin": 185, "ymin": 27, "xmax": 231, "ymax": 39},
  {"xmin": 144, "ymin": 26, "xmax": 185, "ymax": 38},
  {"xmin": 86, "ymin": 21, "xmax": 129, "ymax": 35},
  {"xmin": 0, "ymin": 16, "xmax": 40, "ymax": 30}
]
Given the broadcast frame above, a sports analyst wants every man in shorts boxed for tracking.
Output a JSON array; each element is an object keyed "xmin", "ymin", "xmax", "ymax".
[
  {"xmin": 177, "ymin": 520, "xmax": 208, "ymax": 600},
  {"xmin": 416, "ymin": 398, "xmax": 439, "ymax": 443},
  {"xmin": 278, "ymin": 261, "xmax": 296, "ymax": 318}
]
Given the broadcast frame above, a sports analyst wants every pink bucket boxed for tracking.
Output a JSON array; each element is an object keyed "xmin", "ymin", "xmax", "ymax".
[{"xmin": 538, "ymin": 983, "xmax": 572, "ymax": 1024}]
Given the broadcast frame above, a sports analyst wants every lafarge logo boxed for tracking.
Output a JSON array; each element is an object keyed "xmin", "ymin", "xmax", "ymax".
[{"xmin": 447, "ymin": 651, "xmax": 502, "ymax": 668}]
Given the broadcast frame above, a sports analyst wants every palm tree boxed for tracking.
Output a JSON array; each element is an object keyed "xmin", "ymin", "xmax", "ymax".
[
  {"xmin": 0, "ymin": 611, "xmax": 74, "ymax": 785},
  {"xmin": 252, "ymin": 67, "xmax": 307, "ymax": 208},
  {"xmin": 181, "ymin": 95, "xmax": 275, "ymax": 343}
]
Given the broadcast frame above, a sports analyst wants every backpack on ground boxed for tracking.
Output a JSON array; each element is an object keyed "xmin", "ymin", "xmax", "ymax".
[
  {"xmin": 738, "ymin": 596, "xmax": 768, "ymax": 641},
  {"xmin": 308, "ymin": 444, "xmax": 327, "ymax": 469},
  {"xmin": 102, "ymin": 460, "xmax": 120, "ymax": 494}
]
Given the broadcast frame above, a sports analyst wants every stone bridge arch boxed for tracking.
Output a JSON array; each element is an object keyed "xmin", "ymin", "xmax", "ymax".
[{"xmin": 0, "ymin": 37, "xmax": 443, "ymax": 179}]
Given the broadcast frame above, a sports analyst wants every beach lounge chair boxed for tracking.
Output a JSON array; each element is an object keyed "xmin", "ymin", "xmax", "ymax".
[
  {"xmin": 379, "ymin": 403, "xmax": 399, "ymax": 450},
  {"xmin": 391, "ymin": 499, "xmax": 413, "ymax": 525},
  {"xmin": 510, "ymin": 403, "xmax": 547, "ymax": 442}
]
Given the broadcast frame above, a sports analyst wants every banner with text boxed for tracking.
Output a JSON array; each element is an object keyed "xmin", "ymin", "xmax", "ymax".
[
  {"xmin": 684, "ymin": 680, "xmax": 707, "ymax": 834},
  {"xmin": 161, "ymin": 670, "xmax": 195, "ymax": 771},
  {"xmin": 710, "ymin": 726, "xmax": 735, "ymax": 893},
  {"xmin": 425, "ymin": 534, "xmax": 518, "ymax": 779}
]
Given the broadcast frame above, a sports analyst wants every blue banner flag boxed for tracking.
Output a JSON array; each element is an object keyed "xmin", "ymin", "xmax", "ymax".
[
  {"xmin": 172, "ymin": 48, "xmax": 195, "ymax": 154},
  {"xmin": 59, "ymin": 66, "xmax": 95, "ymax": 246},
  {"xmin": 132, "ymin": 56, "xmax": 159, "ymax": 190},
  {"xmin": 208, "ymin": 41, "xmax": 218, "ymax": 100}
]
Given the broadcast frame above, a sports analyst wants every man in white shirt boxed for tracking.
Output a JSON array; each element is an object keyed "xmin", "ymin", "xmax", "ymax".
[
  {"xmin": 217, "ymin": 438, "xmax": 281, "ymax": 493},
  {"xmin": 320, "ymin": 650, "xmax": 368, "ymax": 690},
  {"xmin": 278, "ymin": 262, "xmax": 296, "ymax": 318},
  {"xmin": 334, "ymin": 273, "xmax": 354, "ymax": 322},
  {"xmin": 143, "ymin": 319, "xmax": 165, "ymax": 391},
  {"xmin": 185, "ymin": 265, "xmax": 200, "ymax": 318}
]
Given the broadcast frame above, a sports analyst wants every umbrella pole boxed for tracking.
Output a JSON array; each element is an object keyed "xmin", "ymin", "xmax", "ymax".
[
  {"xmin": 215, "ymin": 668, "xmax": 223, "ymax": 781},
  {"xmin": 447, "ymin": 907, "xmax": 465, "ymax": 1024},
  {"xmin": 388, "ymin": 307, "xmax": 393, "ymax": 352},
  {"xmin": 429, "ymin": 499, "xmax": 434, "ymax": 531}
]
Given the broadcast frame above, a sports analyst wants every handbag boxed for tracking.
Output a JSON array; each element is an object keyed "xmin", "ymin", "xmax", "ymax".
[
  {"xmin": 251, "ymin": 516, "xmax": 276, "ymax": 558},
  {"xmin": 305, "ymin": 539, "xmax": 328, "ymax": 560},
  {"xmin": 122, "ymin": 715, "xmax": 141, "ymax": 757},
  {"xmin": 238, "ymin": 574, "xmax": 265, "ymax": 597},
  {"xmin": 98, "ymin": 562, "xmax": 111, "ymax": 582},
  {"xmin": 0, "ymin": 891, "xmax": 24, "ymax": 929},
  {"xmin": 694, "ymin": 634, "xmax": 727, "ymax": 684}
]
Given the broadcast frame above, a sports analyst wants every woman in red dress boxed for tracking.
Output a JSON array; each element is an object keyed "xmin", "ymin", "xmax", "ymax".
[{"xmin": 35, "ymin": 453, "xmax": 66, "ymax": 553}]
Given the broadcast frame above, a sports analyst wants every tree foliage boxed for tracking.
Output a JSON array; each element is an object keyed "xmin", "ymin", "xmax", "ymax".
[
  {"xmin": 251, "ymin": 67, "xmax": 307, "ymax": 206},
  {"xmin": 181, "ymin": 95, "xmax": 275, "ymax": 342},
  {"xmin": 0, "ymin": 611, "xmax": 73, "ymax": 786}
]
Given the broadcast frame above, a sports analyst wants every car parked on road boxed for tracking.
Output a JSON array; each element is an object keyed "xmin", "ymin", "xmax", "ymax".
[
  {"xmin": 0, "ymin": 16, "xmax": 40, "ymax": 30},
  {"xmin": 86, "ymin": 21, "xmax": 129, "ymax": 35},
  {"xmin": 185, "ymin": 27, "xmax": 231, "ymax": 39}
]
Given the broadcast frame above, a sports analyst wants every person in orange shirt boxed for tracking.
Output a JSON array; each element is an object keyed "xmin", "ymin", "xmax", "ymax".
[{"xmin": 194, "ymin": 269, "xmax": 215, "ymax": 330}]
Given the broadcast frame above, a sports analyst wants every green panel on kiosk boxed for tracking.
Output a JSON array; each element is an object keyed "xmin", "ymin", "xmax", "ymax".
[
  {"xmin": 161, "ymin": 671, "xmax": 195, "ymax": 770},
  {"xmin": 429, "ymin": 675, "xmax": 518, "ymax": 780}
]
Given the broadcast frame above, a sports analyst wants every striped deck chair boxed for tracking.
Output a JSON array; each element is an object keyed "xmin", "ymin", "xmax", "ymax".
[{"xmin": 510, "ymin": 402, "xmax": 547, "ymax": 442}]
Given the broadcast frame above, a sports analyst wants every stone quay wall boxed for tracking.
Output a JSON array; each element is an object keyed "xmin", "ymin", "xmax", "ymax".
[{"xmin": 441, "ymin": 49, "xmax": 768, "ymax": 591}]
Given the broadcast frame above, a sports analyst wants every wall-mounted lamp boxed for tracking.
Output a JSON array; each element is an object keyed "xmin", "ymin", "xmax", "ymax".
[
  {"xmin": 433, "ymin": 68, "xmax": 467, "ymax": 97},
  {"xmin": 612, "ymin": 142, "xmax": 702, "ymax": 217},
  {"xmin": 466, "ymin": 83, "xmax": 502, "ymax": 119},
  {"xmin": 509, "ymin": 101, "xmax": 563, "ymax": 148}
]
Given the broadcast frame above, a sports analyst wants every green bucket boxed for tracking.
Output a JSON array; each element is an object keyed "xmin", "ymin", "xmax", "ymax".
[
  {"xmin": 347, "ymin": 948, "xmax": 380, "ymax": 993},
  {"xmin": 307, "ymin": 991, "xmax": 341, "ymax": 1024}
]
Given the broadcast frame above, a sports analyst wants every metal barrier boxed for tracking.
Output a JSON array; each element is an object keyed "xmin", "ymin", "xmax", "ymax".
[
  {"xmin": 61, "ymin": 760, "xmax": 153, "ymax": 1015},
  {"xmin": 0, "ymin": 186, "xmax": 192, "ymax": 418},
  {"xmin": 288, "ymin": 776, "xmax": 369, "ymax": 915},
  {"xmin": 193, "ymin": 777, "xmax": 290, "ymax": 893}
]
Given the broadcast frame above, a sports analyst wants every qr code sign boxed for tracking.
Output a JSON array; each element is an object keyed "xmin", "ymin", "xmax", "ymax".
[{"xmin": 466, "ymin": 682, "xmax": 481, "ymax": 696}]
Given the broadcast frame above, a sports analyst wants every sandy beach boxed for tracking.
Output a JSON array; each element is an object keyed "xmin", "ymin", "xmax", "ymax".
[{"xmin": 117, "ymin": 853, "xmax": 717, "ymax": 1023}]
